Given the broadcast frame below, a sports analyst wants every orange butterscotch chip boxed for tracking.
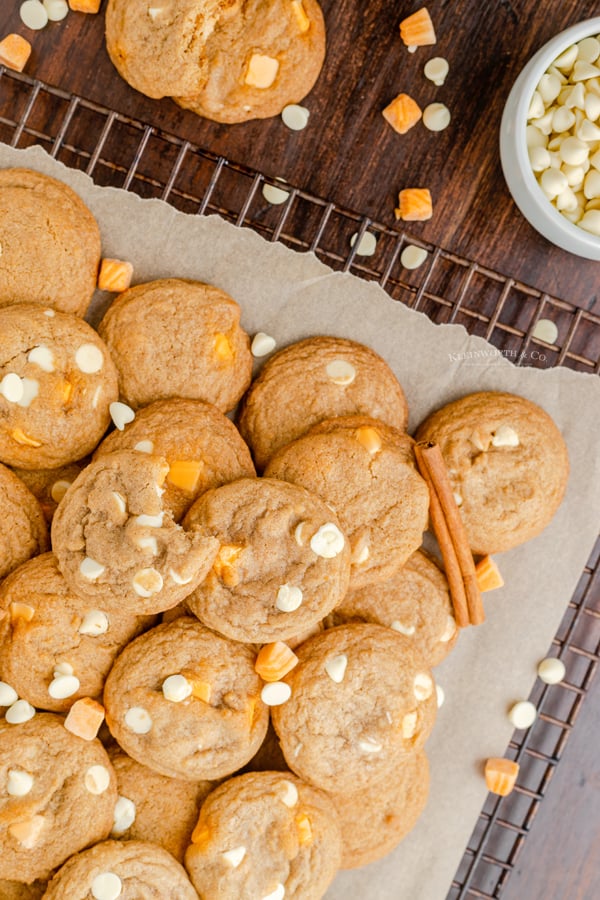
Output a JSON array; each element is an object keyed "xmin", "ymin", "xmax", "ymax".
[
  {"xmin": 484, "ymin": 758, "xmax": 519, "ymax": 797},
  {"xmin": 191, "ymin": 820, "xmax": 211, "ymax": 846},
  {"xmin": 291, "ymin": 0, "xmax": 310, "ymax": 32},
  {"xmin": 399, "ymin": 7, "xmax": 436, "ymax": 47},
  {"xmin": 355, "ymin": 425, "xmax": 382, "ymax": 454},
  {"xmin": 245, "ymin": 697, "xmax": 257, "ymax": 729},
  {"xmin": 476, "ymin": 555, "xmax": 504, "ymax": 592},
  {"xmin": 296, "ymin": 812, "xmax": 313, "ymax": 846},
  {"xmin": 8, "ymin": 816, "xmax": 45, "ymax": 848},
  {"xmin": 9, "ymin": 602, "xmax": 35, "ymax": 624},
  {"xmin": 64, "ymin": 697, "xmax": 105, "ymax": 741},
  {"xmin": 68, "ymin": 0, "xmax": 101, "ymax": 12},
  {"xmin": 181, "ymin": 670, "xmax": 212, "ymax": 704},
  {"xmin": 166, "ymin": 460, "xmax": 204, "ymax": 493},
  {"xmin": 97, "ymin": 258, "xmax": 133, "ymax": 293},
  {"xmin": 11, "ymin": 428, "xmax": 42, "ymax": 448},
  {"xmin": 59, "ymin": 380, "xmax": 74, "ymax": 404},
  {"xmin": 395, "ymin": 188, "xmax": 433, "ymax": 222},
  {"xmin": 213, "ymin": 544, "xmax": 243, "ymax": 587},
  {"xmin": 382, "ymin": 93, "xmax": 422, "ymax": 135},
  {"xmin": 213, "ymin": 333, "xmax": 234, "ymax": 362},
  {"xmin": 0, "ymin": 34, "xmax": 32, "ymax": 72},
  {"xmin": 255, "ymin": 642, "xmax": 299, "ymax": 682}
]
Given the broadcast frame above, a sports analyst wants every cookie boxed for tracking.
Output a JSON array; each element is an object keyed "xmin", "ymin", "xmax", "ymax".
[
  {"xmin": 0, "ymin": 463, "xmax": 48, "ymax": 580},
  {"xmin": 103, "ymin": 617, "xmax": 269, "ymax": 781},
  {"xmin": 271, "ymin": 624, "xmax": 437, "ymax": 794},
  {"xmin": 51, "ymin": 450, "xmax": 219, "ymax": 615},
  {"xmin": 238, "ymin": 336, "xmax": 409, "ymax": 470},
  {"xmin": 10, "ymin": 461, "xmax": 85, "ymax": 523},
  {"xmin": 175, "ymin": 0, "xmax": 327, "ymax": 124},
  {"xmin": 94, "ymin": 398, "xmax": 255, "ymax": 521},
  {"xmin": 183, "ymin": 477, "xmax": 351, "ymax": 643},
  {"xmin": 327, "ymin": 549, "xmax": 458, "ymax": 667},
  {"xmin": 0, "ymin": 303, "xmax": 118, "ymax": 469},
  {"xmin": 0, "ymin": 712, "xmax": 117, "ymax": 883},
  {"xmin": 415, "ymin": 391, "xmax": 570, "ymax": 553},
  {"xmin": 327, "ymin": 751, "xmax": 429, "ymax": 869},
  {"xmin": 42, "ymin": 839, "xmax": 198, "ymax": 899},
  {"xmin": 184, "ymin": 771, "xmax": 341, "ymax": 900},
  {"xmin": 0, "ymin": 168, "xmax": 100, "ymax": 317},
  {"xmin": 109, "ymin": 750, "xmax": 214, "ymax": 862},
  {"xmin": 264, "ymin": 416, "xmax": 429, "ymax": 588},
  {"xmin": 97, "ymin": 279, "xmax": 252, "ymax": 412},
  {"xmin": 0, "ymin": 553, "xmax": 156, "ymax": 713}
]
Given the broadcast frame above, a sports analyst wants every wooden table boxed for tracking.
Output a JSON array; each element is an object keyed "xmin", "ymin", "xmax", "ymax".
[{"xmin": 1, "ymin": 1, "xmax": 599, "ymax": 896}]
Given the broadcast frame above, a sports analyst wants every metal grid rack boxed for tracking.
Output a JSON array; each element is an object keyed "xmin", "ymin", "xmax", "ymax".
[{"xmin": 1, "ymin": 66, "xmax": 599, "ymax": 899}]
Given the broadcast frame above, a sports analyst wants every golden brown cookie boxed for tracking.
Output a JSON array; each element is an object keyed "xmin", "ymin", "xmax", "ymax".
[
  {"xmin": 97, "ymin": 279, "xmax": 252, "ymax": 412},
  {"xmin": 10, "ymin": 461, "xmax": 85, "ymax": 523},
  {"xmin": 104, "ymin": 618, "xmax": 269, "ymax": 781},
  {"xmin": 0, "ymin": 553, "xmax": 156, "ymax": 713},
  {"xmin": 415, "ymin": 391, "xmax": 570, "ymax": 553},
  {"xmin": 327, "ymin": 550, "xmax": 458, "ymax": 667},
  {"xmin": 265, "ymin": 417, "xmax": 429, "ymax": 588},
  {"xmin": 183, "ymin": 477, "xmax": 351, "ymax": 643},
  {"xmin": 184, "ymin": 771, "xmax": 341, "ymax": 900},
  {"xmin": 271, "ymin": 624, "xmax": 437, "ymax": 794},
  {"xmin": 238, "ymin": 336, "xmax": 409, "ymax": 470},
  {"xmin": 42, "ymin": 839, "xmax": 198, "ymax": 899},
  {"xmin": 0, "ymin": 464, "xmax": 48, "ymax": 580},
  {"xmin": 0, "ymin": 712, "xmax": 117, "ymax": 883},
  {"xmin": 94, "ymin": 398, "xmax": 255, "ymax": 522},
  {"xmin": 0, "ymin": 303, "xmax": 118, "ymax": 470},
  {"xmin": 0, "ymin": 168, "xmax": 100, "ymax": 317},
  {"xmin": 51, "ymin": 450, "xmax": 219, "ymax": 615}
]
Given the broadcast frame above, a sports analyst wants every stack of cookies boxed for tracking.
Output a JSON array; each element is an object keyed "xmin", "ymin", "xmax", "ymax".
[{"xmin": 0, "ymin": 168, "xmax": 569, "ymax": 899}]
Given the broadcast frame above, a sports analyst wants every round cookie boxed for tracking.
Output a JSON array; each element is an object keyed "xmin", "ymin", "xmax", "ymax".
[
  {"xmin": 42, "ymin": 839, "xmax": 198, "ymax": 899},
  {"xmin": 0, "ymin": 463, "xmax": 49, "ymax": 580},
  {"xmin": 183, "ymin": 477, "xmax": 351, "ymax": 643},
  {"xmin": 0, "ymin": 712, "xmax": 117, "ymax": 883},
  {"xmin": 265, "ymin": 417, "xmax": 429, "ymax": 588},
  {"xmin": 184, "ymin": 771, "xmax": 341, "ymax": 900},
  {"xmin": 327, "ymin": 550, "xmax": 458, "ymax": 667},
  {"xmin": 271, "ymin": 624, "xmax": 437, "ymax": 794},
  {"xmin": 11, "ymin": 461, "xmax": 85, "ymax": 523},
  {"xmin": 51, "ymin": 450, "xmax": 219, "ymax": 614},
  {"xmin": 97, "ymin": 279, "xmax": 252, "ymax": 412},
  {"xmin": 109, "ymin": 750, "xmax": 214, "ymax": 862},
  {"xmin": 327, "ymin": 751, "xmax": 430, "ymax": 869},
  {"xmin": 238, "ymin": 336, "xmax": 409, "ymax": 470},
  {"xmin": 175, "ymin": 0, "xmax": 327, "ymax": 124},
  {"xmin": 104, "ymin": 617, "xmax": 269, "ymax": 781},
  {"xmin": 415, "ymin": 391, "xmax": 570, "ymax": 554},
  {"xmin": 0, "ymin": 168, "xmax": 100, "ymax": 317},
  {"xmin": 0, "ymin": 553, "xmax": 156, "ymax": 713},
  {"xmin": 94, "ymin": 398, "xmax": 255, "ymax": 521},
  {"xmin": 0, "ymin": 304, "xmax": 118, "ymax": 469}
]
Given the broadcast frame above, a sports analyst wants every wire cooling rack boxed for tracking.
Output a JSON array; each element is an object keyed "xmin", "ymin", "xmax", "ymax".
[{"xmin": 1, "ymin": 66, "xmax": 599, "ymax": 899}]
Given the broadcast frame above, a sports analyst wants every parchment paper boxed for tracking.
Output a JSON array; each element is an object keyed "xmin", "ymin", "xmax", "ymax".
[{"xmin": 2, "ymin": 144, "xmax": 600, "ymax": 900}]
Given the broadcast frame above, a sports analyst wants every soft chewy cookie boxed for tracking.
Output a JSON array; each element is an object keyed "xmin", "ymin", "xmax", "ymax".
[
  {"xmin": 42, "ymin": 839, "xmax": 198, "ymax": 899},
  {"xmin": 327, "ymin": 751, "xmax": 429, "ymax": 869},
  {"xmin": 0, "ymin": 463, "xmax": 48, "ymax": 579},
  {"xmin": 98, "ymin": 279, "xmax": 252, "ymax": 412},
  {"xmin": 183, "ymin": 477, "xmax": 351, "ymax": 643},
  {"xmin": 0, "ymin": 303, "xmax": 118, "ymax": 469},
  {"xmin": 271, "ymin": 624, "xmax": 437, "ymax": 794},
  {"xmin": 0, "ymin": 712, "xmax": 117, "ymax": 883},
  {"xmin": 94, "ymin": 398, "xmax": 255, "ymax": 521},
  {"xmin": 104, "ymin": 617, "xmax": 269, "ymax": 781},
  {"xmin": 184, "ymin": 771, "xmax": 341, "ymax": 900},
  {"xmin": 109, "ymin": 750, "xmax": 214, "ymax": 862},
  {"xmin": 51, "ymin": 450, "xmax": 219, "ymax": 615},
  {"xmin": 415, "ymin": 391, "xmax": 570, "ymax": 553},
  {"xmin": 327, "ymin": 550, "xmax": 457, "ymax": 667},
  {"xmin": 238, "ymin": 336, "xmax": 409, "ymax": 470},
  {"xmin": 11, "ymin": 461, "xmax": 85, "ymax": 523},
  {"xmin": 0, "ymin": 553, "xmax": 155, "ymax": 713},
  {"xmin": 265, "ymin": 416, "xmax": 429, "ymax": 588},
  {"xmin": 0, "ymin": 168, "xmax": 100, "ymax": 317}
]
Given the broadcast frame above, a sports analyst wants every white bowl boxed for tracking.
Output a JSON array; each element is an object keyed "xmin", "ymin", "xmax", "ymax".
[{"xmin": 500, "ymin": 17, "xmax": 600, "ymax": 260}]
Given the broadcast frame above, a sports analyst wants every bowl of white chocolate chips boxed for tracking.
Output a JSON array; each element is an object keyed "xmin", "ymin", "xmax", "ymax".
[{"xmin": 500, "ymin": 17, "xmax": 600, "ymax": 259}]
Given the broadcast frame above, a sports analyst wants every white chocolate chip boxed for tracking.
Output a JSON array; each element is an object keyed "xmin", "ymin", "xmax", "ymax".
[
  {"xmin": 262, "ymin": 182, "xmax": 290, "ymax": 205},
  {"xmin": 276, "ymin": 583, "xmax": 303, "ymax": 613},
  {"xmin": 136, "ymin": 536, "xmax": 158, "ymax": 556},
  {"xmin": 54, "ymin": 662, "xmax": 74, "ymax": 677},
  {"xmin": 352, "ymin": 541, "xmax": 370, "ymax": 564},
  {"xmin": 358, "ymin": 736, "xmax": 382, "ymax": 753},
  {"xmin": 110, "ymin": 401, "xmax": 135, "ymax": 431},
  {"xmin": 16, "ymin": 377, "xmax": 39, "ymax": 409},
  {"xmin": 162, "ymin": 674, "xmax": 192, "ymax": 702},
  {"xmin": 401, "ymin": 711, "xmax": 418, "ymax": 739},
  {"xmin": 222, "ymin": 846, "xmax": 246, "ymax": 868},
  {"xmin": 20, "ymin": 1, "xmax": 49, "ymax": 30},
  {"xmin": 168, "ymin": 568, "xmax": 194, "ymax": 586},
  {"xmin": 262, "ymin": 885, "xmax": 285, "ymax": 900},
  {"xmin": 43, "ymin": 308, "xmax": 55, "ymax": 316},
  {"xmin": 537, "ymin": 657, "xmax": 566, "ymax": 684},
  {"xmin": 407, "ymin": 44, "xmax": 417, "ymax": 53},
  {"xmin": 350, "ymin": 231, "xmax": 378, "ymax": 256},
  {"xmin": 0, "ymin": 682, "xmax": 19, "ymax": 706},
  {"xmin": 111, "ymin": 491, "xmax": 127, "ymax": 516},
  {"xmin": 391, "ymin": 621, "xmax": 416, "ymax": 636},
  {"xmin": 423, "ymin": 102, "xmax": 451, "ymax": 131},
  {"xmin": 541, "ymin": 167, "xmax": 568, "ymax": 198},
  {"xmin": 251, "ymin": 332, "xmax": 277, "ymax": 357},
  {"xmin": 439, "ymin": 615, "xmax": 457, "ymax": 643},
  {"xmin": 324, "ymin": 653, "xmax": 348, "ymax": 683},
  {"xmin": 132, "ymin": 568, "xmax": 163, "ymax": 598},
  {"xmin": 294, "ymin": 521, "xmax": 306, "ymax": 546},
  {"xmin": 245, "ymin": 53, "xmax": 279, "ymax": 88},
  {"xmin": 491, "ymin": 425, "xmax": 519, "ymax": 447},
  {"xmin": 112, "ymin": 796, "xmax": 136, "ymax": 834},
  {"xmin": 528, "ymin": 91, "xmax": 545, "ymax": 119},
  {"xmin": 91, "ymin": 872, "xmax": 122, "ymax": 900},
  {"xmin": 43, "ymin": 0, "xmax": 69, "ymax": 21},
  {"xmin": 48, "ymin": 673, "xmax": 80, "ymax": 699},
  {"xmin": 278, "ymin": 779, "xmax": 299, "ymax": 808},
  {"xmin": 436, "ymin": 684, "xmax": 445, "ymax": 707},
  {"xmin": 400, "ymin": 244, "xmax": 428, "ymax": 269},
  {"xmin": 424, "ymin": 56, "xmax": 449, "ymax": 85},
  {"xmin": 281, "ymin": 104, "xmax": 310, "ymax": 130},
  {"xmin": 92, "ymin": 386, "xmax": 102, "ymax": 409},
  {"xmin": 133, "ymin": 439, "xmax": 154, "ymax": 453},
  {"xmin": 80, "ymin": 557, "xmax": 105, "ymax": 581},
  {"xmin": 124, "ymin": 706, "xmax": 153, "ymax": 734},
  {"xmin": 554, "ymin": 44, "xmax": 578, "ymax": 71},
  {"xmin": 28, "ymin": 345, "xmax": 54, "ymax": 372},
  {"xmin": 453, "ymin": 491, "xmax": 463, "ymax": 507},
  {"xmin": 75, "ymin": 343, "xmax": 104, "ymax": 374},
  {"xmin": 579, "ymin": 209, "xmax": 600, "ymax": 234},
  {"xmin": 135, "ymin": 513, "xmax": 163, "ymax": 527},
  {"xmin": 5, "ymin": 699, "xmax": 35, "ymax": 724},
  {"xmin": 508, "ymin": 700, "xmax": 537, "ymax": 729},
  {"xmin": 50, "ymin": 479, "xmax": 71, "ymax": 503},
  {"xmin": 532, "ymin": 318, "xmax": 559, "ymax": 344},
  {"xmin": 260, "ymin": 682, "xmax": 292, "ymax": 706},
  {"xmin": 0, "ymin": 373, "xmax": 24, "ymax": 404},
  {"xmin": 310, "ymin": 522, "xmax": 345, "ymax": 558},
  {"xmin": 325, "ymin": 359, "xmax": 356, "ymax": 385},
  {"xmin": 413, "ymin": 672, "xmax": 434, "ymax": 701},
  {"xmin": 577, "ymin": 36, "xmax": 600, "ymax": 63},
  {"xmin": 529, "ymin": 145, "xmax": 552, "ymax": 172},
  {"xmin": 85, "ymin": 765, "xmax": 111, "ymax": 795},
  {"xmin": 79, "ymin": 610, "xmax": 109, "ymax": 636},
  {"xmin": 7, "ymin": 769, "xmax": 34, "ymax": 796}
]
